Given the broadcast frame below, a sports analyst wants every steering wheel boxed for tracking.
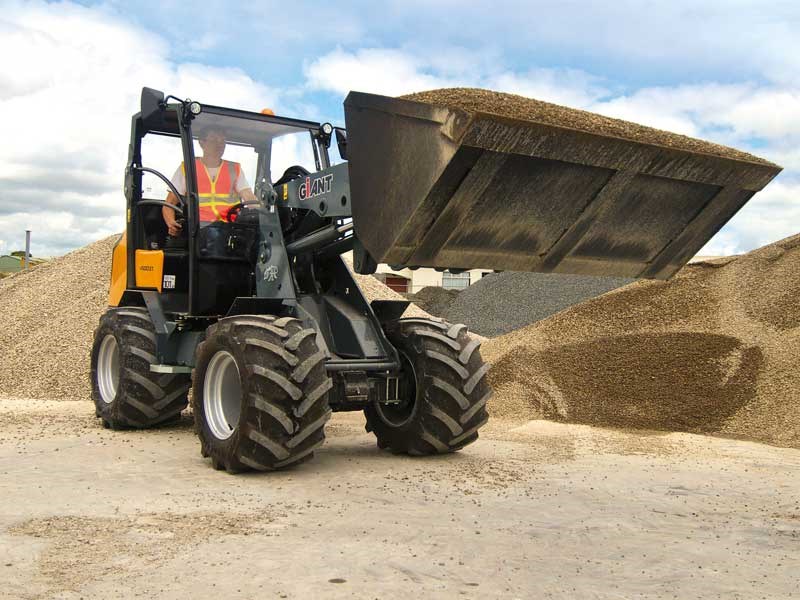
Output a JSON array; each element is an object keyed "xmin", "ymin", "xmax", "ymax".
[{"xmin": 224, "ymin": 202, "xmax": 244, "ymax": 222}]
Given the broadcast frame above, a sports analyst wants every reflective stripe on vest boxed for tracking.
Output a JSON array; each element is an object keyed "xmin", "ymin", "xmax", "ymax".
[{"xmin": 182, "ymin": 159, "xmax": 240, "ymax": 222}]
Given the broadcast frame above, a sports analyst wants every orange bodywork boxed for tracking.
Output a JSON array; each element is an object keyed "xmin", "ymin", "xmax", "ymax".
[
  {"xmin": 134, "ymin": 249, "xmax": 164, "ymax": 291},
  {"xmin": 108, "ymin": 234, "xmax": 165, "ymax": 306},
  {"xmin": 108, "ymin": 233, "xmax": 127, "ymax": 306}
]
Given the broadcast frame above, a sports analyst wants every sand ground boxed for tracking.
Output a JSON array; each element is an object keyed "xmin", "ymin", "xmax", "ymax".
[{"xmin": 0, "ymin": 399, "xmax": 798, "ymax": 599}]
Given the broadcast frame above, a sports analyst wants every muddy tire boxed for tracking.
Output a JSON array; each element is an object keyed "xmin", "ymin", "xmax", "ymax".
[
  {"xmin": 192, "ymin": 315, "xmax": 332, "ymax": 473},
  {"xmin": 365, "ymin": 318, "xmax": 491, "ymax": 455},
  {"xmin": 90, "ymin": 307, "xmax": 190, "ymax": 429}
]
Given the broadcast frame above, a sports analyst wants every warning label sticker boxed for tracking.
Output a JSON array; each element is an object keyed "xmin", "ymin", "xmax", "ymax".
[{"xmin": 163, "ymin": 274, "xmax": 176, "ymax": 289}]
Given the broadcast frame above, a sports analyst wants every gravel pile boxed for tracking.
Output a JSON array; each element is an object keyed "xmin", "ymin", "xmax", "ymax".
[
  {"xmin": 0, "ymin": 236, "xmax": 118, "ymax": 401},
  {"xmin": 482, "ymin": 233, "xmax": 800, "ymax": 449},
  {"xmin": 338, "ymin": 257, "xmax": 431, "ymax": 319},
  {"xmin": 402, "ymin": 88, "xmax": 776, "ymax": 166},
  {"xmin": 404, "ymin": 286, "xmax": 460, "ymax": 317},
  {"xmin": 351, "ymin": 274, "xmax": 430, "ymax": 318},
  {"xmin": 0, "ymin": 236, "xmax": 429, "ymax": 401},
  {"xmin": 444, "ymin": 272, "xmax": 632, "ymax": 337}
]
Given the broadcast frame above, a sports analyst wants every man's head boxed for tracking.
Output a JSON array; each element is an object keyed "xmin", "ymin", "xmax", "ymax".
[{"xmin": 198, "ymin": 127, "xmax": 226, "ymax": 163}]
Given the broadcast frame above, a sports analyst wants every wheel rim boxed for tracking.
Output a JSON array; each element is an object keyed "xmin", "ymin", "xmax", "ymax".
[
  {"xmin": 375, "ymin": 350, "xmax": 418, "ymax": 427},
  {"xmin": 97, "ymin": 334, "xmax": 120, "ymax": 404},
  {"xmin": 203, "ymin": 350, "xmax": 242, "ymax": 440}
]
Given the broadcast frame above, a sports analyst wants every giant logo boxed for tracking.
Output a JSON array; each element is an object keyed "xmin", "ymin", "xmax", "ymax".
[{"xmin": 298, "ymin": 174, "xmax": 333, "ymax": 201}]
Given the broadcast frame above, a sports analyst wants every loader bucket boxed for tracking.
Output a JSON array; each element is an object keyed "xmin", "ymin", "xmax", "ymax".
[{"xmin": 343, "ymin": 90, "xmax": 781, "ymax": 279}]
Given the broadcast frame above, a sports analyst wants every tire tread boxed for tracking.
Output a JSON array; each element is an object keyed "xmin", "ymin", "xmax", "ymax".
[
  {"xmin": 90, "ymin": 307, "xmax": 190, "ymax": 429},
  {"xmin": 193, "ymin": 314, "xmax": 332, "ymax": 473},
  {"xmin": 365, "ymin": 318, "xmax": 490, "ymax": 456}
]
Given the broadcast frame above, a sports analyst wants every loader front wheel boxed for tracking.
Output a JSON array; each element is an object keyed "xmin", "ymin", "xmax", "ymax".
[
  {"xmin": 365, "ymin": 319, "xmax": 491, "ymax": 455},
  {"xmin": 90, "ymin": 307, "xmax": 190, "ymax": 429},
  {"xmin": 192, "ymin": 315, "xmax": 332, "ymax": 473}
]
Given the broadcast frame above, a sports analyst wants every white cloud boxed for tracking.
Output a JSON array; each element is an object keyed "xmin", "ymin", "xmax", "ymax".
[
  {"xmin": 702, "ymin": 179, "xmax": 800, "ymax": 255},
  {"xmin": 485, "ymin": 69, "xmax": 610, "ymax": 108},
  {"xmin": 306, "ymin": 48, "xmax": 797, "ymax": 149},
  {"xmin": 380, "ymin": 1, "xmax": 800, "ymax": 86},
  {"xmin": 0, "ymin": 1, "xmax": 284, "ymax": 257},
  {"xmin": 717, "ymin": 89, "xmax": 800, "ymax": 141},
  {"xmin": 70, "ymin": 1, "xmax": 800, "ymax": 90},
  {"xmin": 589, "ymin": 84, "xmax": 800, "ymax": 147},
  {"xmin": 304, "ymin": 48, "xmax": 456, "ymax": 97},
  {"xmin": 1, "ymin": 3, "xmax": 797, "ymax": 260},
  {"xmin": 305, "ymin": 47, "xmax": 610, "ymax": 107},
  {"xmin": 304, "ymin": 46, "xmax": 797, "ymax": 256},
  {"xmin": 0, "ymin": 208, "xmax": 123, "ymax": 257},
  {"xmin": 766, "ymin": 147, "xmax": 800, "ymax": 172},
  {"xmin": 304, "ymin": 47, "xmax": 798, "ymax": 154}
]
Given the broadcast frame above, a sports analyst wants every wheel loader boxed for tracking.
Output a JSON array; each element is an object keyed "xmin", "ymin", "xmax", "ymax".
[{"xmin": 91, "ymin": 87, "xmax": 780, "ymax": 472}]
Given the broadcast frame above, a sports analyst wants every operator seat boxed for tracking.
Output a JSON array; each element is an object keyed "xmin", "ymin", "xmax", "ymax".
[{"xmin": 141, "ymin": 203, "xmax": 168, "ymax": 250}]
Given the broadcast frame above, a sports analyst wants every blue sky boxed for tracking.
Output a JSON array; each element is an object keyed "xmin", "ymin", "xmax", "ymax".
[{"xmin": 0, "ymin": 0, "xmax": 798, "ymax": 257}]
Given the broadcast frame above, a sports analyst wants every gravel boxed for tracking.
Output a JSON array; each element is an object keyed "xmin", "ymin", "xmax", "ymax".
[
  {"xmin": 482, "ymin": 232, "xmax": 800, "ymax": 449},
  {"xmin": 10, "ymin": 510, "xmax": 277, "ymax": 591},
  {"xmin": 0, "ymin": 236, "xmax": 118, "ymax": 401},
  {"xmin": 5, "ymin": 401, "xmax": 799, "ymax": 599},
  {"xmin": 403, "ymin": 286, "xmax": 460, "ymax": 317},
  {"xmin": 402, "ymin": 88, "xmax": 777, "ymax": 166},
  {"xmin": 443, "ymin": 272, "xmax": 632, "ymax": 337},
  {"xmin": 0, "ymin": 235, "xmax": 429, "ymax": 401},
  {"xmin": 5, "ymin": 227, "xmax": 796, "ymax": 451},
  {"xmin": 339, "ymin": 257, "xmax": 431, "ymax": 319}
]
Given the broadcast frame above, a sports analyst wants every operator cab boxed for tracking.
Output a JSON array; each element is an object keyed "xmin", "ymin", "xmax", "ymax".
[
  {"xmin": 127, "ymin": 92, "xmax": 332, "ymax": 316},
  {"xmin": 137, "ymin": 108, "xmax": 323, "ymax": 249}
]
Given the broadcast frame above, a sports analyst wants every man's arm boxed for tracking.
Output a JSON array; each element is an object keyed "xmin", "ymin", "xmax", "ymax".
[
  {"xmin": 239, "ymin": 188, "xmax": 258, "ymax": 204},
  {"xmin": 162, "ymin": 193, "xmax": 182, "ymax": 237},
  {"xmin": 163, "ymin": 165, "xmax": 186, "ymax": 237},
  {"xmin": 234, "ymin": 168, "xmax": 260, "ymax": 206}
]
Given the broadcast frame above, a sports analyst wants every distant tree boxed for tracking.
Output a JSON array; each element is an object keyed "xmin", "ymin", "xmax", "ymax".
[{"xmin": 10, "ymin": 250, "xmax": 31, "ymax": 258}]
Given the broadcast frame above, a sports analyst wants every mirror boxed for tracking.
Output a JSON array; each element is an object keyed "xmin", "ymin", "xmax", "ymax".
[
  {"xmin": 140, "ymin": 87, "xmax": 165, "ymax": 121},
  {"xmin": 335, "ymin": 128, "xmax": 348, "ymax": 160}
]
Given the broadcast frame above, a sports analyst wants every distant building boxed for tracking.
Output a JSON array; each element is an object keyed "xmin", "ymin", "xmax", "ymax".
[
  {"xmin": 371, "ymin": 254, "xmax": 735, "ymax": 292},
  {"xmin": 373, "ymin": 264, "xmax": 493, "ymax": 293},
  {"xmin": 0, "ymin": 255, "xmax": 24, "ymax": 273},
  {"xmin": 343, "ymin": 251, "xmax": 492, "ymax": 293},
  {"xmin": 351, "ymin": 251, "xmax": 731, "ymax": 294},
  {"xmin": 0, "ymin": 255, "xmax": 47, "ymax": 273}
]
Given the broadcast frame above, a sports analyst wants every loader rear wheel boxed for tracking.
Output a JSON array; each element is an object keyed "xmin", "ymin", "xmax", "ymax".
[
  {"xmin": 90, "ymin": 307, "xmax": 191, "ymax": 429},
  {"xmin": 192, "ymin": 315, "xmax": 332, "ymax": 473},
  {"xmin": 365, "ymin": 318, "xmax": 491, "ymax": 455}
]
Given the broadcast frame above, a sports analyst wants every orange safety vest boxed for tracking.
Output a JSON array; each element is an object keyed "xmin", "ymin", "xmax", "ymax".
[{"xmin": 182, "ymin": 159, "xmax": 241, "ymax": 222}]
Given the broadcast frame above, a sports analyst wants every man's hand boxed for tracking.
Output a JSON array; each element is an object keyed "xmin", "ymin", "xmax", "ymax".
[
  {"xmin": 240, "ymin": 188, "xmax": 261, "ymax": 207},
  {"xmin": 163, "ymin": 192, "xmax": 182, "ymax": 236},
  {"xmin": 166, "ymin": 218, "xmax": 182, "ymax": 237}
]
